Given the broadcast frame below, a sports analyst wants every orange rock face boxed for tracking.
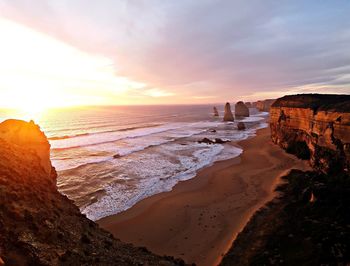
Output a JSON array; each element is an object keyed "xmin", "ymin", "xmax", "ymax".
[
  {"xmin": 270, "ymin": 94, "xmax": 350, "ymax": 173},
  {"xmin": 0, "ymin": 119, "xmax": 52, "ymax": 175},
  {"xmin": 254, "ymin": 99, "xmax": 275, "ymax": 112}
]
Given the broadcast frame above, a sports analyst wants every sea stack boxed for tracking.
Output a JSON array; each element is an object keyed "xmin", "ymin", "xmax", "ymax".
[
  {"xmin": 235, "ymin": 101, "xmax": 250, "ymax": 117},
  {"xmin": 245, "ymin": 102, "xmax": 252, "ymax": 108},
  {"xmin": 223, "ymin": 102, "xmax": 234, "ymax": 121},
  {"xmin": 213, "ymin": 106, "xmax": 219, "ymax": 117}
]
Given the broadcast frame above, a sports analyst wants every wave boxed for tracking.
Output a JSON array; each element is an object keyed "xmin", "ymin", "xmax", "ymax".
[
  {"xmin": 49, "ymin": 133, "xmax": 90, "ymax": 140},
  {"xmin": 52, "ymin": 124, "xmax": 213, "ymax": 171},
  {"xmin": 56, "ymin": 118, "xmax": 269, "ymax": 220},
  {"xmin": 48, "ymin": 124, "xmax": 162, "ymax": 141},
  {"xmin": 50, "ymin": 121, "xmax": 217, "ymax": 151}
]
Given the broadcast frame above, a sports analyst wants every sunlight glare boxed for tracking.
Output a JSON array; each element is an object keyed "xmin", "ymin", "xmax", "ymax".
[{"xmin": 0, "ymin": 18, "xmax": 146, "ymax": 117}]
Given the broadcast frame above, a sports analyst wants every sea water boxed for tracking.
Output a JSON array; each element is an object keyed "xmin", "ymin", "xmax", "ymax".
[{"xmin": 0, "ymin": 105, "xmax": 268, "ymax": 220}]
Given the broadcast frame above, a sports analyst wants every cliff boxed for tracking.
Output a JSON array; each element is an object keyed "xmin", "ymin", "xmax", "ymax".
[
  {"xmin": 270, "ymin": 94, "xmax": 350, "ymax": 173},
  {"xmin": 221, "ymin": 94, "xmax": 350, "ymax": 265},
  {"xmin": 253, "ymin": 99, "xmax": 275, "ymax": 112},
  {"xmin": 223, "ymin": 102, "xmax": 234, "ymax": 121},
  {"xmin": 0, "ymin": 120, "xmax": 184, "ymax": 266}
]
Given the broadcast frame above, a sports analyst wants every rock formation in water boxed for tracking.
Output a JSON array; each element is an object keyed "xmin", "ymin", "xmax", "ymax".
[
  {"xmin": 235, "ymin": 101, "xmax": 249, "ymax": 117},
  {"xmin": 270, "ymin": 94, "xmax": 350, "ymax": 173},
  {"xmin": 253, "ymin": 99, "xmax": 275, "ymax": 112},
  {"xmin": 198, "ymin": 137, "xmax": 228, "ymax": 144},
  {"xmin": 213, "ymin": 106, "xmax": 219, "ymax": 117},
  {"xmin": 223, "ymin": 102, "xmax": 234, "ymax": 121},
  {"xmin": 245, "ymin": 102, "xmax": 252, "ymax": 108},
  {"xmin": 237, "ymin": 122, "xmax": 246, "ymax": 130},
  {"xmin": 0, "ymin": 119, "xmax": 184, "ymax": 266}
]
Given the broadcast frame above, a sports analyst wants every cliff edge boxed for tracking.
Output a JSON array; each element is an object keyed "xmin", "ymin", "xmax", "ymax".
[
  {"xmin": 270, "ymin": 94, "xmax": 350, "ymax": 173},
  {"xmin": 0, "ymin": 120, "xmax": 184, "ymax": 266},
  {"xmin": 221, "ymin": 94, "xmax": 350, "ymax": 265}
]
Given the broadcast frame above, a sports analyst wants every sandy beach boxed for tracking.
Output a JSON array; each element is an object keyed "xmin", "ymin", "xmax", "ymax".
[{"xmin": 98, "ymin": 127, "xmax": 310, "ymax": 265}]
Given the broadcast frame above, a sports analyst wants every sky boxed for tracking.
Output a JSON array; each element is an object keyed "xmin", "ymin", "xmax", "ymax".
[{"xmin": 0, "ymin": 0, "xmax": 349, "ymax": 110}]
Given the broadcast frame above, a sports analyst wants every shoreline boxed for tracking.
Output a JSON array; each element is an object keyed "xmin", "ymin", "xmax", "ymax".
[{"xmin": 98, "ymin": 127, "xmax": 310, "ymax": 265}]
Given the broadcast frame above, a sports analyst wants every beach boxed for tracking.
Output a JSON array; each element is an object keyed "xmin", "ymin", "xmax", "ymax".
[{"xmin": 98, "ymin": 127, "xmax": 310, "ymax": 265}]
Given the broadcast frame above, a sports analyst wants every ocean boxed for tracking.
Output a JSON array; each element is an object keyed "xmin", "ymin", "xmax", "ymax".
[{"xmin": 0, "ymin": 105, "xmax": 268, "ymax": 221}]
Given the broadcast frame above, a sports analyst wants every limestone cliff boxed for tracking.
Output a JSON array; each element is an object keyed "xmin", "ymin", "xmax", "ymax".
[
  {"xmin": 254, "ymin": 99, "xmax": 275, "ymax": 112},
  {"xmin": 223, "ymin": 102, "xmax": 234, "ymax": 121},
  {"xmin": 270, "ymin": 94, "xmax": 350, "ymax": 173},
  {"xmin": 235, "ymin": 101, "xmax": 249, "ymax": 117},
  {"xmin": 0, "ymin": 120, "xmax": 184, "ymax": 266}
]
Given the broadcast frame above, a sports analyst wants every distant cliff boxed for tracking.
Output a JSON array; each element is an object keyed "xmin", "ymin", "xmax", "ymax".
[
  {"xmin": 270, "ymin": 94, "xmax": 350, "ymax": 173},
  {"xmin": 0, "ymin": 120, "xmax": 184, "ymax": 266},
  {"xmin": 253, "ymin": 99, "xmax": 275, "ymax": 112}
]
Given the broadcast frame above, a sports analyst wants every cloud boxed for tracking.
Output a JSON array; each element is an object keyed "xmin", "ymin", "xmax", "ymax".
[
  {"xmin": 142, "ymin": 88, "xmax": 174, "ymax": 98},
  {"xmin": 0, "ymin": 0, "xmax": 349, "ymax": 103}
]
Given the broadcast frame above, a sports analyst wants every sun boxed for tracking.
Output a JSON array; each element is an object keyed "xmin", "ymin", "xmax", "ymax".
[{"xmin": 16, "ymin": 102, "xmax": 47, "ymax": 122}]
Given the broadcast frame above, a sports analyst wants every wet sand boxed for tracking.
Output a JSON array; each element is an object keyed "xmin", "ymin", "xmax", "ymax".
[{"xmin": 98, "ymin": 127, "xmax": 310, "ymax": 265}]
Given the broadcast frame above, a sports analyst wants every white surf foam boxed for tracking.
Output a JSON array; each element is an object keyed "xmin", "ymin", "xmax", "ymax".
[{"xmin": 60, "ymin": 112, "xmax": 270, "ymax": 221}]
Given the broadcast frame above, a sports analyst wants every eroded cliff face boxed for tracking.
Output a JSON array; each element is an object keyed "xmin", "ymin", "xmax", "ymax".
[
  {"xmin": 253, "ymin": 99, "xmax": 275, "ymax": 112},
  {"xmin": 0, "ymin": 120, "xmax": 184, "ymax": 266},
  {"xmin": 270, "ymin": 94, "xmax": 350, "ymax": 173}
]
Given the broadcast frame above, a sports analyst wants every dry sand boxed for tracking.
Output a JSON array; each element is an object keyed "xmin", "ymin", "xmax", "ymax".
[{"xmin": 98, "ymin": 127, "xmax": 310, "ymax": 266}]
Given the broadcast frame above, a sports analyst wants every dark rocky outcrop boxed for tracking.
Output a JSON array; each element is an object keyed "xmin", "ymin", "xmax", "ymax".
[
  {"xmin": 214, "ymin": 138, "xmax": 229, "ymax": 144},
  {"xmin": 0, "ymin": 120, "xmax": 185, "ymax": 266},
  {"xmin": 198, "ymin": 138, "xmax": 229, "ymax": 144},
  {"xmin": 245, "ymin": 102, "xmax": 252, "ymax": 108},
  {"xmin": 235, "ymin": 101, "xmax": 249, "ymax": 118},
  {"xmin": 223, "ymin": 102, "xmax": 234, "ymax": 122},
  {"xmin": 270, "ymin": 94, "xmax": 350, "ymax": 174},
  {"xmin": 213, "ymin": 107, "xmax": 219, "ymax": 117},
  {"xmin": 237, "ymin": 122, "xmax": 246, "ymax": 130},
  {"xmin": 221, "ymin": 169, "xmax": 350, "ymax": 265}
]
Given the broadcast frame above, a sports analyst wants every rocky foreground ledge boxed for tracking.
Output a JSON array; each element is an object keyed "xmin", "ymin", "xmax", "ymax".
[{"xmin": 0, "ymin": 120, "xmax": 185, "ymax": 266}]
